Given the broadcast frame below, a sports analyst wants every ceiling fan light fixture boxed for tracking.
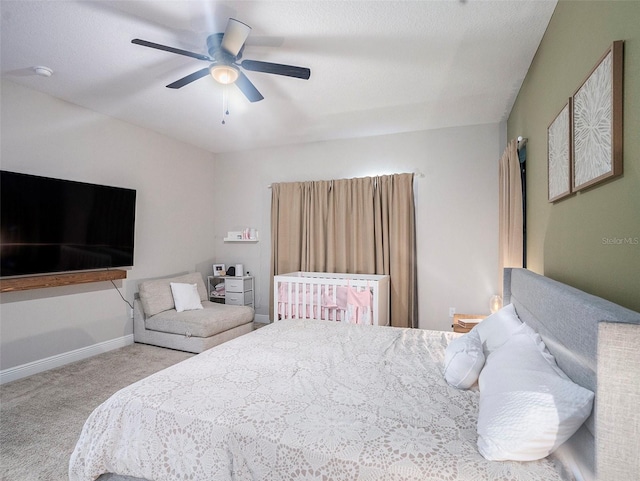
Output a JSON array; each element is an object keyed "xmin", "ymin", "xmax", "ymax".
[{"xmin": 210, "ymin": 65, "xmax": 239, "ymax": 85}]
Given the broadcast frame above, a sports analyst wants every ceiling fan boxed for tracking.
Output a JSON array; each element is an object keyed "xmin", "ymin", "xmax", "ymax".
[{"xmin": 132, "ymin": 18, "xmax": 311, "ymax": 102}]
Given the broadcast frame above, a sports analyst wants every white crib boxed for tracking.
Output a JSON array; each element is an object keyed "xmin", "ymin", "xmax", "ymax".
[{"xmin": 273, "ymin": 271, "xmax": 390, "ymax": 326}]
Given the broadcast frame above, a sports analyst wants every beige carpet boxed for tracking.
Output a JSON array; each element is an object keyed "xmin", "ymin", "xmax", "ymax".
[{"xmin": 0, "ymin": 343, "xmax": 193, "ymax": 481}]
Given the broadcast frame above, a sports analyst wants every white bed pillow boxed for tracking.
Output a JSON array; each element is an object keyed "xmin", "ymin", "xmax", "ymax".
[
  {"xmin": 444, "ymin": 329, "xmax": 485, "ymax": 389},
  {"xmin": 170, "ymin": 282, "xmax": 204, "ymax": 313},
  {"xmin": 473, "ymin": 303, "xmax": 522, "ymax": 355},
  {"xmin": 477, "ymin": 326, "xmax": 594, "ymax": 461}
]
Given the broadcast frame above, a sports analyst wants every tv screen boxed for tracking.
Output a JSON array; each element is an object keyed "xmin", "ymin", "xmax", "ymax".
[{"xmin": 1, "ymin": 171, "xmax": 136, "ymax": 277}]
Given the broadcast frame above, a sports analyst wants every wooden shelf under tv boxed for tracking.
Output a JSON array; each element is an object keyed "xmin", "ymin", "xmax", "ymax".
[{"xmin": 0, "ymin": 269, "xmax": 127, "ymax": 293}]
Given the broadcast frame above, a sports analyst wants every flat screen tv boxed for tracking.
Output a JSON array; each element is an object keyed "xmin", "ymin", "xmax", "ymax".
[{"xmin": 1, "ymin": 171, "xmax": 136, "ymax": 277}]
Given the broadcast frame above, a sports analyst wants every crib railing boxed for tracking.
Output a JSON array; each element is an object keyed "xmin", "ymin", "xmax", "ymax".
[{"xmin": 273, "ymin": 272, "xmax": 390, "ymax": 326}]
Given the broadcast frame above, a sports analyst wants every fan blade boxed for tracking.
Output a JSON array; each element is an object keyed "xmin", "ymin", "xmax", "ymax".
[
  {"xmin": 132, "ymin": 39, "xmax": 211, "ymax": 61},
  {"xmin": 240, "ymin": 59, "xmax": 310, "ymax": 80},
  {"xmin": 220, "ymin": 18, "xmax": 251, "ymax": 57},
  {"xmin": 235, "ymin": 71, "xmax": 264, "ymax": 102},
  {"xmin": 166, "ymin": 68, "xmax": 211, "ymax": 89}
]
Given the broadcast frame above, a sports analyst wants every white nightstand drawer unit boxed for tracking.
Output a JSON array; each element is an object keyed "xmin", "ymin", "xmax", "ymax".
[
  {"xmin": 225, "ymin": 277, "xmax": 253, "ymax": 293},
  {"xmin": 224, "ymin": 276, "xmax": 254, "ymax": 308},
  {"xmin": 226, "ymin": 291, "xmax": 253, "ymax": 306}
]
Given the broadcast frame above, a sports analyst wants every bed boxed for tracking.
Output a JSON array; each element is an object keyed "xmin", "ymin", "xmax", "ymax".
[
  {"xmin": 69, "ymin": 268, "xmax": 640, "ymax": 481},
  {"xmin": 273, "ymin": 271, "xmax": 390, "ymax": 326}
]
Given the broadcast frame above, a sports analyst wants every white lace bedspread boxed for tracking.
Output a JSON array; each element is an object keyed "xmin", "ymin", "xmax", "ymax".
[{"xmin": 69, "ymin": 319, "xmax": 565, "ymax": 481}]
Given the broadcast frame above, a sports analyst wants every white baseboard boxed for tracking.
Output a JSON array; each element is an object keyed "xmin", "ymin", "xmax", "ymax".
[
  {"xmin": 0, "ymin": 335, "xmax": 134, "ymax": 385},
  {"xmin": 254, "ymin": 314, "xmax": 270, "ymax": 324}
]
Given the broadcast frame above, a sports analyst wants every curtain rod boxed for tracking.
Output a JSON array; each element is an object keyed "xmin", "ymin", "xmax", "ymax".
[
  {"xmin": 267, "ymin": 171, "xmax": 424, "ymax": 188},
  {"xmin": 517, "ymin": 136, "xmax": 528, "ymax": 149}
]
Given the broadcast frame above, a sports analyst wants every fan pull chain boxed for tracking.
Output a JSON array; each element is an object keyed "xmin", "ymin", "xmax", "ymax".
[{"xmin": 221, "ymin": 86, "xmax": 230, "ymax": 125}]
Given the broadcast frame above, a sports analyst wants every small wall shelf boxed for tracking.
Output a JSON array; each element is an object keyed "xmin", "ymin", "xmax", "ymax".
[
  {"xmin": 224, "ymin": 228, "xmax": 258, "ymax": 243},
  {"xmin": 223, "ymin": 238, "xmax": 259, "ymax": 243},
  {"xmin": 0, "ymin": 269, "xmax": 127, "ymax": 293}
]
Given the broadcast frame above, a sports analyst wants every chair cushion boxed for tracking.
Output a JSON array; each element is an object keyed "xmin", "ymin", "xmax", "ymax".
[
  {"xmin": 139, "ymin": 273, "xmax": 208, "ymax": 317},
  {"xmin": 170, "ymin": 282, "xmax": 204, "ymax": 312},
  {"xmin": 144, "ymin": 301, "xmax": 254, "ymax": 338}
]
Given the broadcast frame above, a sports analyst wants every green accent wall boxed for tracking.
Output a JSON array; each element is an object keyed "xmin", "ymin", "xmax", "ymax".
[{"xmin": 508, "ymin": 0, "xmax": 640, "ymax": 312}]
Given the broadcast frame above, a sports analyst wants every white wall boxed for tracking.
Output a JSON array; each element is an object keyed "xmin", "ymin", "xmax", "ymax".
[
  {"xmin": 212, "ymin": 124, "xmax": 502, "ymax": 330},
  {"xmin": 1, "ymin": 80, "xmax": 503, "ymax": 375},
  {"xmin": 0, "ymin": 81, "xmax": 217, "ymax": 371}
]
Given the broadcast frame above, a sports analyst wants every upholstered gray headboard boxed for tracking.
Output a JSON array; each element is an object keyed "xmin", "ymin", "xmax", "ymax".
[{"xmin": 504, "ymin": 268, "xmax": 640, "ymax": 481}]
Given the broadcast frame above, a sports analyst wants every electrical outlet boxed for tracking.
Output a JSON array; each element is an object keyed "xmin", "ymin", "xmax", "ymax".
[
  {"xmin": 130, "ymin": 308, "xmax": 134, "ymax": 319},
  {"xmin": 449, "ymin": 307, "xmax": 456, "ymax": 317}
]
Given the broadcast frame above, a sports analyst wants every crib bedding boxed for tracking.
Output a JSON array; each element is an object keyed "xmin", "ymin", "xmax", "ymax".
[
  {"xmin": 274, "ymin": 272, "xmax": 390, "ymax": 326},
  {"xmin": 276, "ymin": 282, "xmax": 346, "ymax": 320},
  {"xmin": 69, "ymin": 319, "xmax": 565, "ymax": 481},
  {"xmin": 276, "ymin": 282, "xmax": 374, "ymax": 322}
]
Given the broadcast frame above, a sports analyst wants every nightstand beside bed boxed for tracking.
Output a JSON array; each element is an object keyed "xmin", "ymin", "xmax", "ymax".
[{"xmin": 452, "ymin": 313, "xmax": 487, "ymax": 333}]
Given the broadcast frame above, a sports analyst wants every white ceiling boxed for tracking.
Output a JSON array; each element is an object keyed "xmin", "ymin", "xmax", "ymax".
[{"xmin": 1, "ymin": 0, "xmax": 556, "ymax": 154}]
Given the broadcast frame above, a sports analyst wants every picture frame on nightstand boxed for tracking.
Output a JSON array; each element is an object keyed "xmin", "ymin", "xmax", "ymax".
[{"xmin": 213, "ymin": 263, "xmax": 225, "ymax": 276}]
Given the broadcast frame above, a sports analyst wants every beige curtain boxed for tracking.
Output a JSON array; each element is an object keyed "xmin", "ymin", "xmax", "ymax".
[
  {"xmin": 270, "ymin": 173, "xmax": 417, "ymax": 328},
  {"xmin": 498, "ymin": 139, "xmax": 524, "ymax": 291}
]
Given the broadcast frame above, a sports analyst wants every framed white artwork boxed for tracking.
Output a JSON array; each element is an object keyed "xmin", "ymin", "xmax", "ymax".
[
  {"xmin": 548, "ymin": 100, "xmax": 572, "ymax": 202},
  {"xmin": 572, "ymin": 41, "xmax": 624, "ymax": 192}
]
